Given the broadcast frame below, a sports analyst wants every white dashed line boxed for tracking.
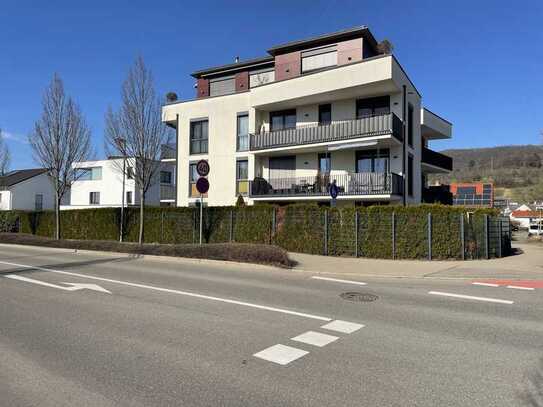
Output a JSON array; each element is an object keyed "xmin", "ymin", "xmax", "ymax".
[
  {"xmin": 472, "ymin": 282, "xmax": 500, "ymax": 287},
  {"xmin": 429, "ymin": 291, "xmax": 514, "ymax": 305},
  {"xmin": 507, "ymin": 285, "xmax": 535, "ymax": 291},
  {"xmin": 321, "ymin": 320, "xmax": 365, "ymax": 334},
  {"xmin": 311, "ymin": 276, "xmax": 367, "ymax": 286},
  {"xmin": 253, "ymin": 344, "xmax": 308, "ymax": 366},
  {"xmin": 291, "ymin": 331, "xmax": 339, "ymax": 347}
]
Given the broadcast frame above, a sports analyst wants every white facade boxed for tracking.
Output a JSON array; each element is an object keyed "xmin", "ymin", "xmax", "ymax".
[
  {"xmin": 162, "ymin": 27, "xmax": 452, "ymax": 207},
  {"xmin": 0, "ymin": 172, "xmax": 56, "ymax": 211},
  {"xmin": 65, "ymin": 158, "xmax": 175, "ymax": 209}
]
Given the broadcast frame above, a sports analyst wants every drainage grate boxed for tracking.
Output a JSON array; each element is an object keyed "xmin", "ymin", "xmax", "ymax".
[{"xmin": 340, "ymin": 292, "xmax": 379, "ymax": 302}]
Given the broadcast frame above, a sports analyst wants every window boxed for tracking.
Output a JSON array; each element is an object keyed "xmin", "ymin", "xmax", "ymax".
[
  {"xmin": 236, "ymin": 160, "xmax": 249, "ymax": 195},
  {"xmin": 89, "ymin": 191, "xmax": 100, "ymax": 205},
  {"xmin": 35, "ymin": 194, "xmax": 43, "ymax": 211},
  {"xmin": 407, "ymin": 154, "xmax": 414, "ymax": 196},
  {"xmin": 319, "ymin": 104, "xmax": 331, "ymax": 125},
  {"xmin": 270, "ymin": 109, "xmax": 296, "ymax": 131},
  {"xmin": 209, "ymin": 77, "xmax": 236, "ymax": 97},
  {"xmin": 318, "ymin": 153, "xmax": 331, "ymax": 173},
  {"xmin": 301, "ymin": 45, "xmax": 337, "ymax": 73},
  {"xmin": 76, "ymin": 167, "xmax": 102, "ymax": 181},
  {"xmin": 356, "ymin": 96, "xmax": 390, "ymax": 118},
  {"xmin": 249, "ymin": 69, "xmax": 275, "ymax": 88},
  {"xmin": 356, "ymin": 149, "xmax": 390, "ymax": 173},
  {"xmin": 126, "ymin": 191, "xmax": 133, "ymax": 204},
  {"xmin": 237, "ymin": 114, "xmax": 249, "ymax": 151},
  {"xmin": 160, "ymin": 171, "xmax": 172, "ymax": 184},
  {"xmin": 408, "ymin": 104, "xmax": 414, "ymax": 147},
  {"xmin": 189, "ymin": 163, "xmax": 207, "ymax": 197},
  {"xmin": 127, "ymin": 166, "xmax": 134, "ymax": 179},
  {"xmin": 190, "ymin": 119, "xmax": 208, "ymax": 154},
  {"xmin": 0, "ymin": 193, "xmax": 2, "ymax": 203}
]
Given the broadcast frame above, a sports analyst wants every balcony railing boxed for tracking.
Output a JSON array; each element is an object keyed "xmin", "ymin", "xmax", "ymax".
[
  {"xmin": 249, "ymin": 172, "xmax": 403, "ymax": 198},
  {"xmin": 421, "ymin": 147, "xmax": 452, "ymax": 171},
  {"xmin": 161, "ymin": 144, "xmax": 176, "ymax": 160},
  {"xmin": 160, "ymin": 184, "xmax": 176, "ymax": 200},
  {"xmin": 250, "ymin": 113, "xmax": 403, "ymax": 151}
]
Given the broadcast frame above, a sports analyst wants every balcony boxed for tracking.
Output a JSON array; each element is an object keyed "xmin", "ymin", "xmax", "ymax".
[
  {"xmin": 421, "ymin": 147, "xmax": 452, "ymax": 172},
  {"xmin": 250, "ymin": 113, "xmax": 403, "ymax": 152},
  {"xmin": 161, "ymin": 144, "xmax": 176, "ymax": 160},
  {"xmin": 160, "ymin": 184, "xmax": 176, "ymax": 201},
  {"xmin": 249, "ymin": 172, "xmax": 403, "ymax": 198}
]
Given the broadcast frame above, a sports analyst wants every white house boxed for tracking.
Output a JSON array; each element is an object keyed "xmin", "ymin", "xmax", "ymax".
[
  {"xmin": 0, "ymin": 169, "xmax": 56, "ymax": 211},
  {"xmin": 65, "ymin": 157, "xmax": 175, "ymax": 209},
  {"xmin": 162, "ymin": 26, "xmax": 453, "ymax": 207}
]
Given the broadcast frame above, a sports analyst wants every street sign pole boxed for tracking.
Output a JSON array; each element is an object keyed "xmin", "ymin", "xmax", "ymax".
[
  {"xmin": 195, "ymin": 160, "xmax": 210, "ymax": 246},
  {"xmin": 199, "ymin": 193, "xmax": 203, "ymax": 245}
]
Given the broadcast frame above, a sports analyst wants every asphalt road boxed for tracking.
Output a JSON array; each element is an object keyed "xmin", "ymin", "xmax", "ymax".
[{"xmin": 1, "ymin": 244, "xmax": 542, "ymax": 407}]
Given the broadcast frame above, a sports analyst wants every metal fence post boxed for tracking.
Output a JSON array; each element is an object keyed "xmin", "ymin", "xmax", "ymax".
[
  {"xmin": 271, "ymin": 207, "xmax": 277, "ymax": 243},
  {"xmin": 354, "ymin": 211, "xmax": 359, "ymax": 258},
  {"xmin": 427, "ymin": 213, "xmax": 432, "ymax": 261},
  {"xmin": 161, "ymin": 211, "xmax": 165, "ymax": 243},
  {"xmin": 391, "ymin": 212, "xmax": 396, "ymax": 260},
  {"xmin": 229, "ymin": 209, "xmax": 234, "ymax": 242},
  {"xmin": 460, "ymin": 214, "xmax": 465, "ymax": 260},
  {"xmin": 498, "ymin": 218, "xmax": 503, "ymax": 258},
  {"xmin": 484, "ymin": 214, "xmax": 489, "ymax": 259},
  {"xmin": 324, "ymin": 210, "xmax": 328, "ymax": 256}
]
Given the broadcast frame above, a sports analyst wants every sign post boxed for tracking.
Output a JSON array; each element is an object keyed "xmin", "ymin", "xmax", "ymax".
[{"xmin": 195, "ymin": 160, "xmax": 210, "ymax": 245}]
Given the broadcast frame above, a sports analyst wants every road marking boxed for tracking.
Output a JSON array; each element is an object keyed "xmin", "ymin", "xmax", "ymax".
[
  {"xmin": 4, "ymin": 274, "xmax": 111, "ymax": 293},
  {"xmin": 253, "ymin": 344, "xmax": 308, "ymax": 366},
  {"xmin": 321, "ymin": 320, "xmax": 365, "ymax": 334},
  {"xmin": 291, "ymin": 331, "xmax": 339, "ymax": 347},
  {"xmin": 428, "ymin": 291, "xmax": 514, "ymax": 305},
  {"xmin": 507, "ymin": 285, "xmax": 535, "ymax": 291},
  {"xmin": 0, "ymin": 260, "xmax": 332, "ymax": 322},
  {"xmin": 472, "ymin": 282, "xmax": 500, "ymax": 287},
  {"xmin": 311, "ymin": 276, "xmax": 367, "ymax": 286}
]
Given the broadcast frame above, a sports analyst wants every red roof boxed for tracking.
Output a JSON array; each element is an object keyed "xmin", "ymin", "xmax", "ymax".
[{"xmin": 511, "ymin": 210, "xmax": 543, "ymax": 218}]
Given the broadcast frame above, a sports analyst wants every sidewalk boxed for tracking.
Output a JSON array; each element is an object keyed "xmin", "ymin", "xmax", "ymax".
[{"xmin": 290, "ymin": 241, "xmax": 543, "ymax": 280}]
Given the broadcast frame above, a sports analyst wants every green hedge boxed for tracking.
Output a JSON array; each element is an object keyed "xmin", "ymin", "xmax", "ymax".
[{"xmin": 1, "ymin": 204, "xmax": 505, "ymax": 261}]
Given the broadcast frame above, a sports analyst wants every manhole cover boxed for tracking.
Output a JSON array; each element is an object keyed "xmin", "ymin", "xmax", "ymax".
[{"xmin": 340, "ymin": 292, "xmax": 378, "ymax": 302}]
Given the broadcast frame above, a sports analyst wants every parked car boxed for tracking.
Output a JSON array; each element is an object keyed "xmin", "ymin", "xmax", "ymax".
[{"xmin": 528, "ymin": 224, "xmax": 543, "ymax": 236}]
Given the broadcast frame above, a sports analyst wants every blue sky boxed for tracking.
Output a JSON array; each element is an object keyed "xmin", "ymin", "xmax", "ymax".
[{"xmin": 1, "ymin": 0, "xmax": 542, "ymax": 169}]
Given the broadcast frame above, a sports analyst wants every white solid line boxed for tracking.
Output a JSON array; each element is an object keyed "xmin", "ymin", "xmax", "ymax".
[
  {"xmin": 321, "ymin": 320, "xmax": 365, "ymax": 334},
  {"xmin": 253, "ymin": 344, "xmax": 309, "ymax": 366},
  {"xmin": 291, "ymin": 331, "xmax": 339, "ymax": 347},
  {"xmin": 428, "ymin": 291, "xmax": 514, "ymax": 305},
  {"xmin": 311, "ymin": 276, "xmax": 367, "ymax": 286},
  {"xmin": 507, "ymin": 285, "xmax": 535, "ymax": 291},
  {"xmin": 472, "ymin": 282, "xmax": 500, "ymax": 287},
  {"xmin": 0, "ymin": 260, "xmax": 331, "ymax": 322}
]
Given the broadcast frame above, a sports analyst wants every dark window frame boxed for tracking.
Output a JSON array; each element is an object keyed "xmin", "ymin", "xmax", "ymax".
[
  {"xmin": 236, "ymin": 159, "xmax": 249, "ymax": 196},
  {"xmin": 318, "ymin": 152, "xmax": 331, "ymax": 173},
  {"xmin": 269, "ymin": 109, "xmax": 296, "ymax": 132},
  {"xmin": 356, "ymin": 96, "xmax": 390, "ymax": 119},
  {"xmin": 190, "ymin": 119, "xmax": 209, "ymax": 155},
  {"xmin": 89, "ymin": 191, "xmax": 100, "ymax": 205},
  {"xmin": 355, "ymin": 149, "xmax": 390, "ymax": 173},
  {"xmin": 318, "ymin": 104, "xmax": 332, "ymax": 126},
  {"xmin": 407, "ymin": 103, "xmax": 414, "ymax": 147},
  {"xmin": 236, "ymin": 113, "xmax": 249, "ymax": 152},
  {"xmin": 407, "ymin": 153, "xmax": 414, "ymax": 196},
  {"xmin": 160, "ymin": 171, "xmax": 172, "ymax": 184}
]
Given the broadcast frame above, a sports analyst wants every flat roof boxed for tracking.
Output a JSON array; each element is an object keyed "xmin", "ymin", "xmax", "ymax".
[{"xmin": 191, "ymin": 56, "xmax": 274, "ymax": 79}]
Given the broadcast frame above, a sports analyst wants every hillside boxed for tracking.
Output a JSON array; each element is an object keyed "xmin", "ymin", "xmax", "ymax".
[{"xmin": 429, "ymin": 145, "xmax": 543, "ymax": 202}]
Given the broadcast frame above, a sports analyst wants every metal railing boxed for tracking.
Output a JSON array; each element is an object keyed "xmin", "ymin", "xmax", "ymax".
[
  {"xmin": 160, "ymin": 184, "xmax": 176, "ymax": 200},
  {"xmin": 161, "ymin": 144, "xmax": 176, "ymax": 160},
  {"xmin": 249, "ymin": 172, "xmax": 403, "ymax": 197},
  {"xmin": 421, "ymin": 147, "xmax": 452, "ymax": 171},
  {"xmin": 250, "ymin": 113, "xmax": 403, "ymax": 151}
]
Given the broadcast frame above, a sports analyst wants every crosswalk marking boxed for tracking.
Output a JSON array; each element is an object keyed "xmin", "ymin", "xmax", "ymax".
[
  {"xmin": 291, "ymin": 331, "xmax": 339, "ymax": 347},
  {"xmin": 321, "ymin": 320, "xmax": 365, "ymax": 334},
  {"xmin": 253, "ymin": 344, "xmax": 308, "ymax": 366}
]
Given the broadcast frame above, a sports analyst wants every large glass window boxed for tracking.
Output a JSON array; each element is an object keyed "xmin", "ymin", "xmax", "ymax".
[
  {"xmin": 76, "ymin": 167, "xmax": 102, "ymax": 181},
  {"xmin": 236, "ymin": 160, "xmax": 249, "ymax": 196},
  {"xmin": 319, "ymin": 104, "xmax": 332, "ymax": 125},
  {"xmin": 318, "ymin": 153, "xmax": 331, "ymax": 173},
  {"xmin": 126, "ymin": 191, "xmax": 133, "ymax": 205},
  {"xmin": 160, "ymin": 171, "xmax": 172, "ymax": 184},
  {"xmin": 237, "ymin": 114, "xmax": 249, "ymax": 151},
  {"xmin": 356, "ymin": 96, "xmax": 390, "ymax": 118},
  {"xmin": 301, "ymin": 45, "xmax": 337, "ymax": 73},
  {"xmin": 356, "ymin": 149, "xmax": 390, "ymax": 173},
  {"xmin": 190, "ymin": 120, "xmax": 208, "ymax": 155},
  {"xmin": 270, "ymin": 110, "xmax": 296, "ymax": 131}
]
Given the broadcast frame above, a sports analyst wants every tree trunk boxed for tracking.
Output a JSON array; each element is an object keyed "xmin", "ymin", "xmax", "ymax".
[
  {"xmin": 54, "ymin": 190, "xmax": 61, "ymax": 240},
  {"xmin": 138, "ymin": 189, "xmax": 145, "ymax": 245}
]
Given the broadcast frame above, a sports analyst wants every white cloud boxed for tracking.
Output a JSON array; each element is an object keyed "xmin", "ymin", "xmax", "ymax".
[{"xmin": 1, "ymin": 130, "xmax": 28, "ymax": 144}]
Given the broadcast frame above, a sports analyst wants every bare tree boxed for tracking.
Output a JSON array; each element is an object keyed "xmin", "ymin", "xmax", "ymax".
[
  {"xmin": 0, "ymin": 129, "xmax": 11, "ymax": 175},
  {"xmin": 105, "ymin": 56, "xmax": 167, "ymax": 244},
  {"xmin": 29, "ymin": 74, "xmax": 92, "ymax": 239}
]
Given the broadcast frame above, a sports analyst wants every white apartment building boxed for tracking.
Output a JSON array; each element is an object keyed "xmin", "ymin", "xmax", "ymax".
[
  {"xmin": 66, "ymin": 157, "xmax": 175, "ymax": 209},
  {"xmin": 162, "ymin": 26, "xmax": 452, "ymax": 207},
  {"xmin": 0, "ymin": 169, "xmax": 56, "ymax": 211}
]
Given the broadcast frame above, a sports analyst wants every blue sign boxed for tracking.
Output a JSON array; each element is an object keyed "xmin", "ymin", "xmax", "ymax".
[{"xmin": 329, "ymin": 181, "xmax": 339, "ymax": 199}]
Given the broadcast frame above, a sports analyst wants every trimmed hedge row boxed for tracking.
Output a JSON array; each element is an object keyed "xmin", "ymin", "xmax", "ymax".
[{"xmin": 0, "ymin": 204, "xmax": 504, "ymax": 260}]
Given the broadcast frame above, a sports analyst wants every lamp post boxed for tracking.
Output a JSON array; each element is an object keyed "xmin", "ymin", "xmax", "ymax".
[{"xmin": 115, "ymin": 137, "xmax": 127, "ymax": 242}]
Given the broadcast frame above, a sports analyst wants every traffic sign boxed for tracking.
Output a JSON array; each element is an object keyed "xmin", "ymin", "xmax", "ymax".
[
  {"xmin": 196, "ymin": 160, "xmax": 210, "ymax": 177},
  {"xmin": 196, "ymin": 177, "xmax": 209, "ymax": 194},
  {"xmin": 329, "ymin": 180, "xmax": 339, "ymax": 199}
]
